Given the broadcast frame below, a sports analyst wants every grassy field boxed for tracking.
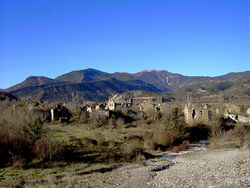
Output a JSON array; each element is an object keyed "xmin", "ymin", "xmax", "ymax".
[
  {"xmin": 0, "ymin": 123, "xmax": 159, "ymax": 187},
  {"xmin": 0, "ymin": 161, "xmax": 120, "ymax": 187}
]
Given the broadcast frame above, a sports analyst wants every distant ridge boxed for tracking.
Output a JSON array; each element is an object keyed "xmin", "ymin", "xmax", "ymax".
[
  {"xmin": 56, "ymin": 68, "xmax": 110, "ymax": 83},
  {"xmin": 5, "ymin": 69, "xmax": 250, "ymax": 103},
  {"xmin": 7, "ymin": 76, "xmax": 60, "ymax": 92}
]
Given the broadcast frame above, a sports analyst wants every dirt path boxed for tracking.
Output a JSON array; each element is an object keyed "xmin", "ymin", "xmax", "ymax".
[{"xmin": 73, "ymin": 148, "xmax": 249, "ymax": 188}]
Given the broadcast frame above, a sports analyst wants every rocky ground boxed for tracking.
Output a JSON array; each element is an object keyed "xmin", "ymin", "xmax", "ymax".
[
  {"xmin": 149, "ymin": 149, "xmax": 250, "ymax": 188},
  {"xmin": 71, "ymin": 148, "xmax": 249, "ymax": 188}
]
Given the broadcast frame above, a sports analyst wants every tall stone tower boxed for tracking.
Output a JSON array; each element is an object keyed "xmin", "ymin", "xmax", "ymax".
[{"xmin": 184, "ymin": 92, "xmax": 194, "ymax": 124}]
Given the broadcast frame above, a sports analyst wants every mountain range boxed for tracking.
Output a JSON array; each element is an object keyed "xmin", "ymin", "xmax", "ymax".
[{"xmin": 5, "ymin": 69, "xmax": 250, "ymax": 103}]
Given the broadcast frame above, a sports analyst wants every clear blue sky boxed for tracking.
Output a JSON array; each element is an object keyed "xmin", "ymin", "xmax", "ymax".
[{"xmin": 1, "ymin": 0, "xmax": 249, "ymax": 89}]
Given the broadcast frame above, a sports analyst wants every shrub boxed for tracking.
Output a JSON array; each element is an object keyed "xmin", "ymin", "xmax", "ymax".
[
  {"xmin": 208, "ymin": 115, "xmax": 235, "ymax": 138},
  {"xmin": 0, "ymin": 125, "xmax": 33, "ymax": 167},
  {"xmin": 0, "ymin": 101, "xmax": 48, "ymax": 129},
  {"xmin": 143, "ymin": 138, "xmax": 154, "ymax": 151},
  {"xmin": 210, "ymin": 125, "xmax": 250, "ymax": 149},
  {"xmin": 178, "ymin": 140, "xmax": 190, "ymax": 150},
  {"xmin": 71, "ymin": 111, "xmax": 89, "ymax": 124},
  {"xmin": 33, "ymin": 135, "xmax": 65, "ymax": 161},
  {"xmin": 155, "ymin": 108, "xmax": 188, "ymax": 148},
  {"xmin": 81, "ymin": 137, "xmax": 98, "ymax": 149},
  {"xmin": 152, "ymin": 129, "xmax": 182, "ymax": 150},
  {"xmin": 68, "ymin": 136, "xmax": 98, "ymax": 150},
  {"xmin": 123, "ymin": 140, "xmax": 145, "ymax": 162},
  {"xmin": 22, "ymin": 118, "xmax": 43, "ymax": 142},
  {"xmin": 171, "ymin": 140, "xmax": 190, "ymax": 152},
  {"xmin": 152, "ymin": 129, "xmax": 169, "ymax": 147},
  {"xmin": 234, "ymin": 125, "xmax": 250, "ymax": 141},
  {"xmin": 128, "ymin": 135, "xmax": 144, "ymax": 141},
  {"xmin": 164, "ymin": 108, "xmax": 186, "ymax": 133},
  {"xmin": 0, "ymin": 118, "xmax": 48, "ymax": 166},
  {"xmin": 89, "ymin": 111, "xmax": 108, "ymax": 128}
]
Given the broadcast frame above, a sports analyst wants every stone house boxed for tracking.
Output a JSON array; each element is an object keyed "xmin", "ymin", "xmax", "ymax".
[
  {"xmin": 184, "ymin": 103, "xmax": 210, "ymax": 125},
  {"xmin": 107, "ymin": 99, "xmax": 116, "ymax": 110},
  {"xmin": 224, "ymin": 108, "xmax": 250, "ymax": 123},
  {"xmin": 50, "ymin": 103, "xmax": 72, "ymax": 122}
]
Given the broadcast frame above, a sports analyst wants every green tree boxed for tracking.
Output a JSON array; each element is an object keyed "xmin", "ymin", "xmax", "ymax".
[
  {"xmin": 165, "ymin": 108, "xmax": 186, "ymax": 132},
  {"xmin": 22, "ymin": 118, "xmax": 43, "ymax": 142}
]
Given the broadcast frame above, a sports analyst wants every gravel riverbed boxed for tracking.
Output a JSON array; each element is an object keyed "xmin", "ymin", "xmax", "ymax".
[{"xmin": 74, "ymin": 148, "xmax": 249, "ymax": 188}]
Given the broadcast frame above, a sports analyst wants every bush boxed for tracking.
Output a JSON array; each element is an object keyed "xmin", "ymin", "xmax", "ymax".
[
  {"xmin": 0, "ymin": 125, "xmax": 33, "ymax": 167},
  {"xmin": 33, "ymin": 135, "xmax": 65, "ymax": 161},
  {"xmin": 69, "ymin": 136, "xmax": 98, "ymax": 150},
  {"xmin": 0, "ymin": 101, "xmax": 48, "ymax": 128},
  {"xmin": 22, "ymin": 118, "xmax": 43, "ymax": 142},
  {"xmin": 208, "ymin": 115, "xmax": 235, "ymax": 138},
  {"xmin": 164, "ymin": 108, "xmax": 186, "ymax": 133},
  {"xmin": 210, "ymin": 125, "xmax": 250, "ymax": 149},
  {"xmin": 71, "ymin": 111, "xmax": 89, "ymax": 124},
  {"xmin": 149, "ymin": 108, "xmax": 188, "ymax": 151},
  {"xmin": 171, "ymin": 140, "xmax": 190, "ymax": 153},
  {"xmin": 152, "ymin": 129, "xmax": 169, "ymax": 147},
  {"xmin": 123, "ymin": 140, "xmax": 145, "ymax": 162},
  {"xmin": 89, "ymin": 111, "xmax": 108, "ymax": 128},
  {"xmin": 152, "ymin": 129, "xmax": 183, "ymax": 150},
  {"xmin": 0, "ymin": 117, "xmax": 63, "ymax": 167}
]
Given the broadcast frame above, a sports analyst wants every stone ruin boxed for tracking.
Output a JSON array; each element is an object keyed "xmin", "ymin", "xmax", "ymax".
[
  {"xmin": 79, "ymin": 95, "xmax": 163, "ymax": 123},
  {"xmin": 184, "ymin": 103, "xmax": 210, "ymax": 125},
  {"xmin": 48, "ymin": 93, "xmax": 250, "ymax": 125},
  {"xmin": 223, "ymin": 104, "xmax": 250, "ymax": 123},
  {"xmin": 106, "ymin": 95, "xmax": 162, "ymax": 113},
  {"xmin": 183, "ymin": 93, "xmax": 250, "ymax": 125},
  {"xmin": 72, "ymin": 91, "xmax": 250, "ymax": 126},
  {"xmin": 50, "ymin": 103, "xmax": 72, "ymax": 123},
  {"xmin": 183, "ymin": 93, "xmax": 210, "ymax": 124}
]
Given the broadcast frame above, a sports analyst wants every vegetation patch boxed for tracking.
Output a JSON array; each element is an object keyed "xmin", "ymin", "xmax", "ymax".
[{"xmin": 210, "ymin": 124, "xmax": 250, "ymax": 149}]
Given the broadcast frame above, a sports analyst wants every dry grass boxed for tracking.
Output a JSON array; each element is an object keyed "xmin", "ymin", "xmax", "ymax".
[{"xmin": 210, "ymin": 124, "xmax": 250, "ymax": 149}]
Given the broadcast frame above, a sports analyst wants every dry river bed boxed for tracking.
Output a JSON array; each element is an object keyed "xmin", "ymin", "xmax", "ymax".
[{"xmin": 71, "ymin": 145, "xmax": 249, "ymax": 188}]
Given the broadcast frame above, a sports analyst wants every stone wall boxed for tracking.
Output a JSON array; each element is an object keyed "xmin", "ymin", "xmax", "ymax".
[{"xmin": 184, "ymin": 103, "xmax": 211, "ymax": 125}]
